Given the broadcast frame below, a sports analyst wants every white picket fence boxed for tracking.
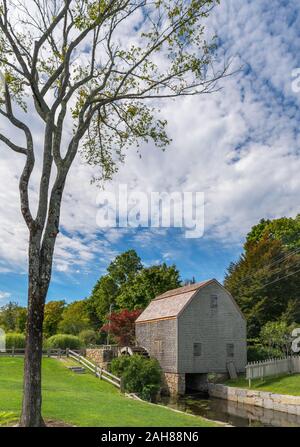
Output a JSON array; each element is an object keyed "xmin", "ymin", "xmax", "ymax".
[{"xmin": 246, "ymin": 356, "xmax": 300, "ymax": 387}]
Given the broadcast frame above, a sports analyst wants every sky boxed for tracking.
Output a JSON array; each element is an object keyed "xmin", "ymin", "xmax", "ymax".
[{"xmin": 0, "ymin": 0, "xmax": 300, "ymax": 306}]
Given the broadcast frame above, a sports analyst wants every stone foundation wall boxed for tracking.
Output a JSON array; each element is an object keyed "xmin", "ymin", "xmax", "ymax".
[
  {"xmin": 162, "ymin": 373, "xmax": 185, "ymax": 396},
  {"xmin": 215, "ymin": 397, "xmax": 300, "ymax": 426},
  {"xmin": 208, "ymin": 383, "xmax": 300, "ymax": 416},
  {"xmin": 86, "ymin": 348, "xmax": 117, "ymax": 369}
]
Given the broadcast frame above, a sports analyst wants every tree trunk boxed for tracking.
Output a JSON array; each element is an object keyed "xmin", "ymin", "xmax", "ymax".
[
  {"xmin": 19, "ymin": 237, "xmax": 49, "ymax": 427},
  {"xmin": 19, "ymin": 158, "xmax": 66, "ymax": 426},
  {"xmin": 19, "ymin": 286, "xmax": 46, "ymax": 427}
]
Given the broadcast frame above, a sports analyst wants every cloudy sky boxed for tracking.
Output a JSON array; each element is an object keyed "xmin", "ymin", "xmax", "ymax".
[{"xmin": 0, "ymin": 0, "xmax": 300, "ymax": 306}]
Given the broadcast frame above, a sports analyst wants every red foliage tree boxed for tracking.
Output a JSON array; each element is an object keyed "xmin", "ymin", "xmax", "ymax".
[{"xmin": 101, "ymin": 309, "xmax": 142, "ymax": 346}]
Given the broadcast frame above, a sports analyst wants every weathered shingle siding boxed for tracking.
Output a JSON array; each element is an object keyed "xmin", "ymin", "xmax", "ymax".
[
  {"xmin": 178, "ymin": 282, "xmax": 247, "ymax": 374},
  {"xmin": 135, "ymin": 318, "xmax": 178, "ymax": 373}
]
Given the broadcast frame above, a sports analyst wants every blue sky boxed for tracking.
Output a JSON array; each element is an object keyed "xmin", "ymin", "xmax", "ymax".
[
  {"xmin": 2, "ymin": 230, "xmax": 242, "ymax": 305},
  {"xmin": 1, "ymin": 0, "xmax": 300, "ymax": 306}
]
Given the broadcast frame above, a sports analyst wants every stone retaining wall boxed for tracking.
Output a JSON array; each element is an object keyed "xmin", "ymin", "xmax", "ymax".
[
  {"xmin": 208, "ymin": 383, "xmax": 300, "ymax": 416},
  {"xmin": 85, "ymin": 348, "xmax": 116, "ymax": 369}
]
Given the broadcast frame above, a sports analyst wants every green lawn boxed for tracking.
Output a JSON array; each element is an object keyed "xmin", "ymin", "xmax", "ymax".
[
  {"xmin": 0, "ymin": 357, "xmax": 218, "ymax": 427},
  {"xmin": 225, "ymin": 374, "xmax": 300, "ymax": 396}
]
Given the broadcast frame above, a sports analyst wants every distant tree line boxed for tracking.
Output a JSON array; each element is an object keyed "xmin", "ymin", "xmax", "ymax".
[
  {"xmin": 225, "ymin": 215, "xmax": 300, "ymax": 359},
  {"xmin": 1, "ymin": 216, "xmax": 299, "ymax": 358},
  {"xmin": 0, "ymin": 250, "xmax": 181, "ymax": 347}
]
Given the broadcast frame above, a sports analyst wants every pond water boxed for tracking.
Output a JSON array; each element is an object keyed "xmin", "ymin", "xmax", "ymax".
[{"xmin": 159, "ymin": 394, "xmax": 300, "ymax": 427}]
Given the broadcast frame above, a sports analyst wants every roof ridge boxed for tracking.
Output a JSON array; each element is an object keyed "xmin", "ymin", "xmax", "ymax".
[{"xmin": 153, "ymin": 279, "xmax": 213, "ymax": 301}]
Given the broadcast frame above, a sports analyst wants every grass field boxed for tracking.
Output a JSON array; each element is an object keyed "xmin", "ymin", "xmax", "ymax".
[
  {"xmin": 225, "ymin": 374, "xmax": 300, "ymax": 396},
  {"xmin": 0, "ymin": 357, "xmax": 218, "ymax": 427}
]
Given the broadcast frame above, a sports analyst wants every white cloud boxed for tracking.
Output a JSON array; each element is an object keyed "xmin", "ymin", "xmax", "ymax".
[
  {"xmin": 0, "ymin": 0, "xmax": 299, "ymax": 275},
  {"xmin": 0, "ymin": 291, "xmax": 11, "ymax": 301}
]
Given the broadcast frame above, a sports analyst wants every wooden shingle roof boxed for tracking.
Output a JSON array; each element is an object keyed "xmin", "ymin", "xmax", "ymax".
[
  {"xmin": 153, "ymin": 280, "xmax": 212, "ymax": 300},
  {"xmin": 136, "ymin": 279, "xmax": 213, "ymax": 323}
]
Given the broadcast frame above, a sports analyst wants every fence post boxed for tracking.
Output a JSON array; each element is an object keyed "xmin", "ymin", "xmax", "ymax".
[
  {"xmin": 66, "ymin": 348, "xmax": 69, "ymax": 357},
  {"xmin": 47, "ymin": 349, "xmax": 50, "ymax": 358},
  {"xmin": 12, "ymin": 347, "xmax": 15, "ymax": 357},
  {"xmin": 289, "ymin": 356, "xmax": 293, "ymax": 374},
  {"xmin": 120, "ymin": 377, "xmax": 125, "ymax": 394},
  {"xmin": 99, "ymin": 367, "xmax": 102, "ymax": 380}
]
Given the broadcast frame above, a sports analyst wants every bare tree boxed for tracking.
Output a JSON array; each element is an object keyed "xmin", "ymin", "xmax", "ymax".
[{"xmin": 0, "ymin": 0, "xmax": 226, "ymax": 426}]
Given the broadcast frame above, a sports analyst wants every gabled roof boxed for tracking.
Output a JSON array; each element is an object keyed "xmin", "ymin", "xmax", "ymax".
[
  {"xmin": 153, "ymin": 280, "xmax": 212, "ymax": 300},
  {"xmin": 136, "ymin": 279, "xmax": 214, "ymax": 323}
]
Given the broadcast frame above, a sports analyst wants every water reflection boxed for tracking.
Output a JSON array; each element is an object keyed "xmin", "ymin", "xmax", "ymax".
[{"xmin": 159, "ymin": 394, "xmax": 300, "ymax": 427}]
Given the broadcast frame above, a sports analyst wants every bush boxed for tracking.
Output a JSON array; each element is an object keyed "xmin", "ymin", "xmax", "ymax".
[
  {"xmin": 79, "ymin": 329, "xmax": 99, "ymax": 346},
  {"xmin": 45, "ymin": 334, "xmax": 82, "ymax": 350},
  {"xmin": 111, "ymin": 355, "xmax": 162, "ymax": 401},
  {"xmin": 247, "ymin": 345, "xmax": 282, "ymax": 362},
  {"xmin": 5, "ymin": 333, "xmax": 25, "ymax": 349}
]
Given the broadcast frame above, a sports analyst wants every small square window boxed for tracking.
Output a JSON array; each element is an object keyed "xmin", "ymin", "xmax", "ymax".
[
  {"xmin": 193, "ymin": 343, "xmax": 202, "ymax": 357},
  {"xmin": 226, "ymin": 343, "xmax": 234, "ymax": 358},
  {"xmin": 210, "ymin": 294, "xmax": 218, "ymax": 308}
]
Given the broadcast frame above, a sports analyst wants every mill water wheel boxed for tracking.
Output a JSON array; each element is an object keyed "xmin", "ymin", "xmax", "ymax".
[{"xmin": 119, "ymin": 346, "xmax": 150, "ymax": 358}]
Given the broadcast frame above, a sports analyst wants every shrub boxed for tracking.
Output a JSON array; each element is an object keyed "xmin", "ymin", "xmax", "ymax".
[
  {"xmin": 110, "ymin": 355, "xmax": 131, "ymax": 375},
  {"xmin": 45, "ymin": 334, "xmax": 82, "ymax": 350},
  {"xmin": 111, "ymin": 355, "xmax": 162, "ymax": 401},
  {"xmin": 79, "ymin": 329, "xmax": 99, "ymax": 346},
  {"xmin": 5, "ymin": 333, "xmax": 25, "ymax": 349},
  {"xmin": 247, "ymin": 345, "xmax": 282, "ymax": 362}
]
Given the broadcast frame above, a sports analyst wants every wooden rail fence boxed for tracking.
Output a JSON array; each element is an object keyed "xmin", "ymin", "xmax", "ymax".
[
  {"xmin": 68, "ymin": 349, "xmax": 123, "ymax": 392},
  {"xmin": 0, "ymin": 348, "xmax": 124, "ymax": 392},
  {"xmin": 0, "ymin": 348, "xmax": 73, "ymax": 357}
]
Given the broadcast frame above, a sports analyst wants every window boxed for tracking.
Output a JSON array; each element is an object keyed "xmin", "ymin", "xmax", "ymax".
[
  {"xmin": 154, "ymin": 340, "xmax": 163, "ymax": 354},
  {"xmin": 193, "ymin": 343, "xmax": 202, "ymax": 357},
  {"xmin": 210, "ymin": 294, "xmax": 218, "ymax": 309},
  {"xmin": 226, "ymin": 343, "xmax": 234, "ymax": 358}
]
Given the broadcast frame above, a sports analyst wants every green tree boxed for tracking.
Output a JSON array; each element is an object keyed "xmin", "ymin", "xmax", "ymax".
[
  {"xmin": 0, "ymin": 302, "xmax": 18, "ymax": 331},
  {"xmin": 107, "ymin": 250, "xmax": 143, "ymax": 287},
  {"xmin": 58, "ymin": 301, "xmax": 91, "ymax": 335},
  {"xmin": 260, "ymin": 321, "xmax": 296, "ymax": 356},
  {"xmin": 0, "ymin": 302, "xmax": 27, "ymax": 333},
  {"xmin": 246, "ymin": 215, "xmax": 300, "ymax": 249},
  {"xmin": 87, "ymin": 275, "xmax": 119, "ymax": 327},
  {"xmin": 86, "ymin": 250, "xmax": 143, "ymax": 326},
  {"xmin": 87, "ymin": 252, "xmax": 182, "ymax": 324},
  {"xmin": 16, "ymin": 308, "xmax": 27, "ymax": 333},
  {"xmin": 43, "ymin": 301, "xmax": 65, "ymax": 337},
  {"xmin": 116, "ymin": 263, "xmax": 181, "ymax": 309},
  {"xmin": 225, "ymin": 235, "xmax": 300, "ymax": 337},
  {"xmin": 0, "ymin": 0, "xmax": 225, "ymax": 425}
]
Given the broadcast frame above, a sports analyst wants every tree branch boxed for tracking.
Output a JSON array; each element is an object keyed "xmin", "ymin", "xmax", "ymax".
[
  {"xmin": 0, "ymin": 133, "xmax": 27, "ymax": 154},
  {"xmin": 1, "ymin": 81, "xmax": 35, "ymax": 228}
]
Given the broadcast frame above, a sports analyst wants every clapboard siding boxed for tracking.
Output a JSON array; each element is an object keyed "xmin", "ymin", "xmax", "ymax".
[
  {"xmin": 178, "ymin": 282, "xmax": 247, "ymax": 373},
  {"xmin": 135, "ymin": 279, "xmax": 247, "ymax": 375}
]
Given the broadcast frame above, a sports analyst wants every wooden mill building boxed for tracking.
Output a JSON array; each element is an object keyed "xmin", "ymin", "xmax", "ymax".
[{"xmin": 135, "ymin": 279, "xmax": 247, "ymax": 395}]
